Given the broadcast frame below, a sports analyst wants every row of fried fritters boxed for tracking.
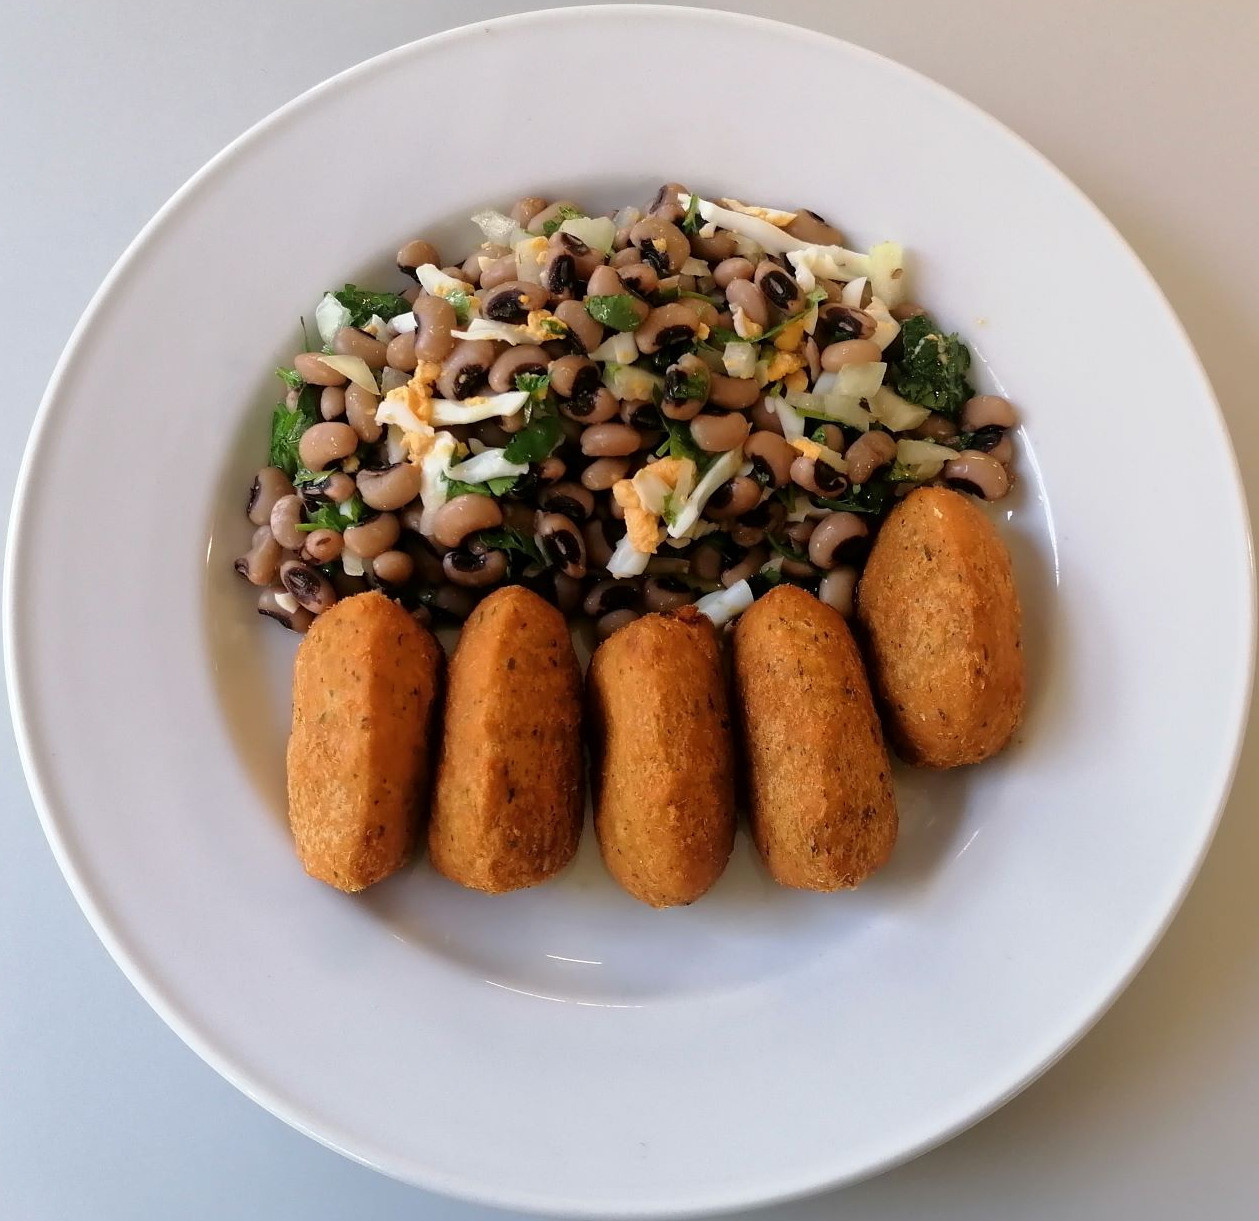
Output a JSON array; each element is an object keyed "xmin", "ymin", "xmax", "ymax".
[{"xmin": 285, "ymin": 485, "xmax": 1025, "ymax": 905}]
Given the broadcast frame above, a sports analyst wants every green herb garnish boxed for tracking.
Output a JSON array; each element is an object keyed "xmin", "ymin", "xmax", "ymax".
[
  {"xmin": 766, "ymin": 534, "xmax": 809, "ymax": 562},
  {"xmin": 296, "ymin": 494, "xmax": 366, "ymax": 533},
  {"xmin": 709, "ymin": 289, "xmax": 826, "ymax": 347},
  {"xmin": 443, "ymin": 474, "xmax": 520, "ymax": 498},
  {"xmin": 585, "ymin": 294, "xmax": 643, "ymax": 332},
  {"xmin": 515, "ymin": 371, "xmax": 551, "ymax": 401},
  {"xmin": 815, "ymin": 479, "xmax": 895, "ymax": 516},
  {"xmin": 680, "ymin": 192, "xmax": 702, "ymax": 234},
  {"xmin": 330, "ymin": 284, "xmax": 411, "ymax": 328},
  {"xmin": 891, "ymin": 314, "xmax": 974, "ymax": 420},
  {"xmin": 292, "ymin": 468, "xmax": 328, "ymax": 486},
  {"xmin": 654, "ymin": 417, "xmax": 706, "ymax": 467},
  {"xmin": 268, "ymin": 383, "xmax": 320, "ymax": 477},
  {"xmin": 445, "ymin": 287, "xmax": 472, "ymax": 326},
  {"xmin": 541, "ymin": 204, "xmax": 584, "ymax": 236},
  {"xmin": 275, "ymin": 367, "xmax": 304, "ymax": 390},
  {"xmin": 503, "ymin": 411, "xmax": 563, "ymax": 464},
  {"xmin": 473, "ymin": 526, "xmax": 548, "ymax": 571}
]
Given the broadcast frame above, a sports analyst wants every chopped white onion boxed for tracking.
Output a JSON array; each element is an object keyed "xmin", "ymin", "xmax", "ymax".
[
  {"xmin": 606, "ymin": 534, "xmax": 653, "ymax": 579},
  {"xmin": 513, "ymin": 235, "xmax": 548, "ymax": 284},
  {"xmin": 414, "ymin": 264, "xmax": 470, "ymax": 300},
  {"xmin": 868, "ymin": 242, "xmax": 905, "ymax": 308},
  {"xmin": 694, "ymin": 579, "xmax": 754, "ymax": 627},
  {"xmin": 896, "ymin": 438, "xmax": 958, "ymax": 465},
  {"xmin": 866, "ymin": 296, "xmax": 901, "ymax": 351},
  {"xmin": 317, "ymin": 354, "xmax": 378, "ymax": 395},
  {"xmin": 832, "ymin": 361, "xmax": 887, "ymax": 400},
  {"xmin": 612, "ymin": 205, "xmax": 642, "ymax": 229},
  {"xmin": 869, "ymin": 387, "xmax": 931, "ymax": 432},
  {"xmin": 787, "ymin": 246, "xmax": 872, "ymax": 291},
  {"xmin": 387, "ymin": 310, "xmax": 417, "ymax": 334},
  {"xmin": 314, "ymin": 293, "xmax": 352, "ymax": 346},
  {"xmin": 717, "ymin": 198, "xmax": 798, "ymax": 227},
  {"xmin": 559, "ymin": 215, "xmax": 616, "ymax": 254},
  {"xmin": 772, "ymin": 396, "xmax": 807, "ymax": 441},
  {"xmin": 840, "ymin": 277, "xmax": 868, "ymax": 308},
  {"xmin": 429, "ymin": 390, "xmax": 528, "ymax": 426},
  {"xmin": 445, "ymin": 447, "xmax": 529, "ymax": 484},
  {"xmin": 680, "ymin": 256, "xmax": 710, "ymax": 277},
  {"xmin": 341, "ymin": 550, "xmax": 365, "ymax": 578},
  {"xmin": 589, "ymin": 331, "xmax": 639, "ymax": 364},
  {"xmin": 678, "ymin": 193, "xmax": 800, "ymax": 255},
  {"xmin": 451, "ymin": 318, "xmax": 533, "ymax": 345},
  {"xmin": 603, "ymin": 363, "xmax": 663, "ymax": 402},
  {"xmin": 471, "ymin": 208, "xmax": 518, "ymax": 245},
  {"xmin": 722, "ymin": 341, "xmax": 758, "ymax": 379},
  {"xmin": 384, "ymin": 424, "xmax": 408, "ymax": 464},
  {"xmin": 274, "ymin": 591, "xmax": 300, "ymax": 614},
  {"xmin": 667, "ymin": 447, "xmax": 744, "ymax": 539},
  {"xmin": 789, "ymin": 383, "xmax": 872, "ymax": 431}
]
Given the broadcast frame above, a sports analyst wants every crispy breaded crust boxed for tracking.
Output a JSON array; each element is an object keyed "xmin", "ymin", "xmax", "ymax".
[
  {"xmin": 429, "ymin": 585, "xmax": 583, "ymax": 893},
  {"xmin": 733, "ymin": 585, "xmax": 897, "ymax": 891},
  {"xmin": 857, "ymin": 485, "xmax": 1025, "ymax": 768},
  {"xmin": 587, "ymin": 607, "xmax": 736, "ymax": 908},
  {"xmin": 287, "ymin": 591, "xmax": 442, "ymax": 893}
]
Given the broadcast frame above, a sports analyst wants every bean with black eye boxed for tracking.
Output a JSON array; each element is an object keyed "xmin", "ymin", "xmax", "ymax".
[
  {"xmin": 443, "ymin": 547, "xmax": 508, "ymax": 588},
  {"xmin": 726, "ymin": 278, "xmax": 770, "ymax": 331},
  {"xmin": 234, "ymin": 525, "xmax": 283, "ymax": 586},
  {"xmin": 690, "ymin": 411, "xmax": 750, "ymax": 454},
  {"xmin": 357, "ymin": 463, "xmax": 424, "ymax": 512},
  {"xmin": 583, "ymin": 519, "xmax": 616, "ymax": 568},
  {"xmin": 371, "ymin": 550, "xmax": 414, "ymax": 586},
  {"xmin": 785, "ymin": 520, "xmax": 816, "ymax": 548},
  {"xmin": 345, "ymin": 382, "xmax": 382, "ymax": 443},
  {"xmin": 721, "ymin": 545, "xmax": 769, "ymax": 588},
  {"xmin": 816, "ymin": 304, "xmax": 876, "ymax": 346},
  {"xmin": 299, "ymin": 470, "xmax": 355, "ymax": 506},
  {"xmin": 943, "ymin": 450, "xmax": 1011, "ymax": 501},
  {"xmin": 527, "ymin": 199, "xmax": 583, "ymax": 236},
  {"xmin": 743, "ymin": 431, "xmax": 795, "ymax": 488},
  {"xmin": 343, "ymin": 512, "xmax": 401, "ymax": 559},
  {"xmin": 749, "ymin": 397, "xmax": 785, "ymax": 436},
  {"xmin": 479, "ymin": 254, "xmax": 519, "ymax": 291},
  {"xmin": 708, "ymin": 373, "xmax": 760, "ymax": 411},
  {"xmin": 821, "ymin": 338, "xmax": 882, "ymax": 372},
  {"xmin": 629, "ymin": 215, "xmax": 690, "ymax": 275},
  {"xmin": 817, "ymin": 566, "xmax": 859, "ymax": 617},
  {"xmin": 703, "ymin": 475, "xmax": 761, "ymax": 520},
  {"xmin": 586, "ymin": 265, "xmax": 626, "ymax": 297},
  {"xmin": 713, "ymin": 257, "xmax": 754, "ymax": 288},
  {"xmin": 910, "ymin": 413, "xmax": 959, "ymax": 443},
  {"xmin": 293, "ymin": 352, "xmax": 347, "ymax": 387},
  {"xmin": 844, "ymin": 430, "xmax": 897, "ymax": 485},
  {"xmin": 280, "ymin": 559, "xmax": 337, "ymax": 615},
  {"xmin": 808, "ymin": 513, "xmax": 869, "ymax": 570},
  {"xmin": 429, "ymin": 584, "xmax": 479, "ymax": 621},
  {"xmin": 512, "ymin": 196, "xmax": 548, "ymax": 227},
  {"xmin": 462, "ymin": 242, "xmax": 510, "ymax": 286},
  {"xmin": 961, "ymin": 395, "xmax": 1017, "ymax": 432},
  {"xmin": 481, "ymin": 280, "xmax": 549, "ymax": 324},
  {"xmin": 549, "ymin": 230, "xmax": 604, "ymax": 280},
  {"xmin": 597, "ymin": 608, "xmax": 640, "ymax": 639},
  {"xmin": 542, "ymin": 249, "xmax": 577, "ymax": 296},
  {"xmin": 553, "ymin": 299, "xmax": 603, "ymax": 353},
  {"xmin": 754, "ymin": 260, "xmax": 804, "ymax": 312},
  {"xmin": 550, "ymin": 572, "xmax": 583, "ymax": 616},
  {"xmin": 560, "ymin": 387, "xmax": 619, "ymax": 424},
  {"xmin": 689, "ymin": 542, "xmax": 725, "ymax": 583},
  {"xmin": 580, "ymin": 457, "xmax": 629, "ymax": 492},
  {"xmin": 891, "ymin": 301, "xmax": 928, "ymax": 322},
  {"xmin": 332, "ymin": 326, "xmax": 387, "ymax": 371},
  {"xmin": 397, "ymin": 238, "xmax": 441, "ymax": 279},
  {"xmin": 689, "ymin": 229, "xmax": 737, "ymax": 262},
  {"xmin": 813, "ymin": 423, "xmax": 846, "ymax": 452},
  {"xmin": 648, "ymin": 181, "xmax": 689, "ymax": 220},
  {"xmin": 584, "ymin": 577, "xmax": 640, "ymax": 616},
  {"xmin": 661, "ymin": 352, "xmax": 710, "ymax": 420},
  {"xmin": 784, "ymin": 208, "xmax": 846, "ymax": 245},
  {"xmin": 257, "ymin": 586, "xmax": 314, "ymax": 633},
  {"xmin": 247, "ymin": 466, "xmax": 296, "ymax": 526},
  {"xmin": 550, "ymin": 354, "xmax": 601, "ymax": 398},
  {"xmin": 533, "ymin": 455, "xmax": 564, "ymax": 485},
  {"xmin": 413, "ymin": 294, "xmax": 458, "ymax": 362},
  {"xmin": 319, "ymin": 385, "xmax": 346, "ymax": 420},
  {"xmin": 580, "ymin": 422, "xmax": 641, "ymax": 457},
  {"xmin": 636, "ymin": 302, "xmax": 701, "ymax": 354},
  {"xmin": 615, "ymin": 260, "xmax": 658, "ymax": 295},
  {"xmin": 540, "ymin": 481, "xmax": 595, "ymax": 522},
  {"xmin": 432, "ymin": 494, "xmax": 503, "ymax": 548},
  {"xmin": 989, "ymin": 433, "xmax": 1015, "ymax": 465},
  {"xmin": 437, "ymin": 339, "xmax": 497, "ymax": 400},
  {"xmin": 790, "ymin": 455, "xmax": 849, "ymax": 498},
  {"xmin": 297, "ymin": 421, "xmax": 357, "ymax": 471},
  {"xmin": 301, "ymin": 528, "xmax": 343, "ymax": 565},
  {"xmin": 385, "ymin": 332, "xmax": 418, "ymax": 373},
  {"xmin": 487, "ymin": 345, "xmax": 549, "ymax": 393},
  {"xmin": 643, "ymin": 576, "xmax": 695, "ymax": 613},
  {"xmin": 535, "ymin": 511, "xmax": 587, "ymax": 579},
  {"xmin": 731, "ymin": 524, "xmax": 765, "ymax": 548}
]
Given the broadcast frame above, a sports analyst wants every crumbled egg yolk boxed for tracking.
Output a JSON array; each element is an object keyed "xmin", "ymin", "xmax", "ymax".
[
  {"xmin": 784, "ymin": 368, "xmax": 809, "ymax": 394},
  {"xmin": 764, "ymin": 350, "xmax": 806, "ymax": 382},
  {"xmin": 773, "ymin": 318, "xmax": 808, "ymax": 351},
  {"xmin": 524, "ymin": 309, "xmax": 568, "ymax": 342},
  {"xmin": 789, "ymin": 437, "xmax": 846, "ymax": 471},
  {"xmin": 612, "ymin": 479, "xmax": 665, "ymax": 552},
  {"xmin": 718, "ymin": 198, "xmax": 798, "ymax": 227}
]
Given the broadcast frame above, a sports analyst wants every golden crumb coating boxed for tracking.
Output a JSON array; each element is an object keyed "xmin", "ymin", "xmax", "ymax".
[
  {"xmin": 587, "ymin": 607, "xmax": 736, "ymax": 908},
  {"xmin": 429, "ymin": 585, "xmax": 583, "ymax": 893},
  {"xmin": 857, "ymin": 485, "xmax": 1025, "ymax": 768},
  {"xmin": 733, "ymin": 584, "xmax": 897, "ymax": 890},
  {"xmin": 287, "ymin": 591, "xmax": 443, "ymax": 893}
]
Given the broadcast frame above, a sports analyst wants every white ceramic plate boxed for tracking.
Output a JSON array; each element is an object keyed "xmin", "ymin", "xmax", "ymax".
[{"xmin": 5, "ymin": 6, "xmax": 1253, "ymax": 1216}]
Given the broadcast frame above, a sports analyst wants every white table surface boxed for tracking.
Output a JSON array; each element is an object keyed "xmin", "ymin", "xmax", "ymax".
[{"xmin": 3, "ymin": 1, "xmax": 1258, "ymax": 1217}]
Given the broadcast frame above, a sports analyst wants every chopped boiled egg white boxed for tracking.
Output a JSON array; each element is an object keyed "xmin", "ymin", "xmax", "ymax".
[
  {"xmin": 445, "ymin": 447, "xmax": 529, "ymax": 485},
  {"xmin": 679, "ymin": 256, "xmax": 711, "ymax": 277},
  {"xmin": 589, "ymin": 331, "xmax": 638, "ymax": 364},
  {"xmin": 677, "ymin": 193, "xmax": 800, "ymax": 255},
  {"xmin": 666, "ymin": 447, "xmax": 744, "ymax": 539},
  {"xmin": 449, "ymin": 312, "xmax": 568, "ymax": 346},
  {"xmin": 723, "ymin": 340, "xmax": 758, "ymax": 378},
  {"xmin": 376, "ymin": 362, "xmax": 442, "ymax": 433},
  {"xmin": 771, "ymin": 395, "xmax": 807, "ymax": 441},
  {"xmin": 840, "ymin": 277, "xmax": 869, "ymax": 308},
  {"xmin": 717, "ymin": 198, "xmax": 798, "ymax": 227},
  {"xmin": 513, "ymin": 235, "xmax": 548, "ymax": 284},
  {"xmin": 732, "ymin": 307, "xmax": 763, "ymax": 341},
  {"xmin": 605, "ymin": 533, "xmax": 654, "ymax": 579},
  {"xmin": 360, "ymin": 314, "xmax": 390, "ymax": 342},
  {"xmin": 694, "ymin": 579, "xmax": 755, "ymax": 627},
  {"xmin": 559, "ymin": 215, "xmax": 616, "ymax": 254},
  {"xmin": 430, "ymin": 390, "xmax": 528, "ymax": 426},
  {"xmin": 612, "ymin": 479, "xmax": 666, "ymax": 552},
  {"xmin": 787, "ymin": 246, "xmax": 872, "ymax": 292},
  {"xmin": 789, "ymin": 436, "xmax": 848, "ymax": 472},
  {"xmin": 416, "ymin": 431, "xmax": 460, "ymax": 536},
  {"xmin": 634, "ymin": 457, "xmax": 697, "ymax": 517},
  {"xmin": 317, "ymin": 354, "xmax": 379, "ymax": 395},
  {"xmin": 387, "ymin": 309, "xmax": 417, "ymax": 334},
  {"xmin": 314, "ymin": 293, "xmax": 351, "ymax": 345}
]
